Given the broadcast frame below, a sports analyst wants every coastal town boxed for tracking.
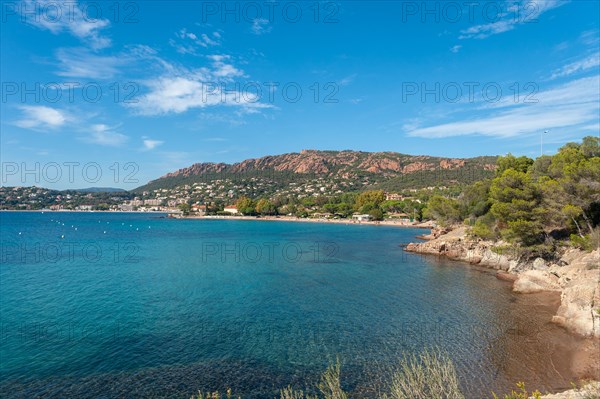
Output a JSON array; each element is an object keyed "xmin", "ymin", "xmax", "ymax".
[{"xmin": 0, "ymin": 179, "xmax": 444, "ymax": 222}]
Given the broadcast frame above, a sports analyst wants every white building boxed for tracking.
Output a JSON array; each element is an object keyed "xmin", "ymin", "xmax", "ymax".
[{"xmin": 224, "ymin": 205, "xmax": 238, "ymax": 214}]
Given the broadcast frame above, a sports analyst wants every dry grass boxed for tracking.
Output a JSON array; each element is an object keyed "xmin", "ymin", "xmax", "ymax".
[
  {"xmin": 190, "ymin": 348, "xmax": 469, "ymax": 399},
  {"xmin": 383, "ymin": 348, "xmax": 464, "ymax": 399},
  {"xmin": 189, "ymin": 355, "xmax": 600, "ymax": 398}
]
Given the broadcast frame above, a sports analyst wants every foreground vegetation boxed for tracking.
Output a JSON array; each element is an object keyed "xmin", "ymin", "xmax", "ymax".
[
  {"xmin": 191, "ymin": 349, "xmax": 464, "ymax": 399},
  {"xmin": 423, "ymin": 136, "xmax": 600, "ymax": 257},
  {"xmin": 189, "ymin": 350, "xmax": 600, "ymax": 399}
]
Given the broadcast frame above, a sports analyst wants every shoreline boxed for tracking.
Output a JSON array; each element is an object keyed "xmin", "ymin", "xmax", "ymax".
[
  {"xmin": 0, "ymin": 210, "xmax": 434, "ymax": 229},
  {"xmin": 404, "ymin": 226, "xmax": 600, "ymax": 396},
  {"xmin": 404, "ymin": 226, "xmax": 600, "ymax": 337},
  {"xmin": 179, "ymin": 214, "xmax": 436, "ymax": 229}
]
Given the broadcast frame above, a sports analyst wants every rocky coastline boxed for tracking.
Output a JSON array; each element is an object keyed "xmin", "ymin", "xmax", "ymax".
[
  {"xmin": 405, "ymin": 227, "xmax": 600, "ymax": 397},
  {"xmin": 404, "ymin": 227, "xmax": 600, "ymax": 338}
]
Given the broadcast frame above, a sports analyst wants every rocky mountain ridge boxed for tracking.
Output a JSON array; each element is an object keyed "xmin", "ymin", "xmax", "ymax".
[{"xmin": 138, "ymin": 150, "xmax": 497, "ymax": 192}]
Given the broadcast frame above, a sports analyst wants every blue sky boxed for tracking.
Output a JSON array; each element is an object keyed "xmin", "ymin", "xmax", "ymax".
[{"xmin": 1, "ymin": 0, "xmax": 599, "ymax": 189}]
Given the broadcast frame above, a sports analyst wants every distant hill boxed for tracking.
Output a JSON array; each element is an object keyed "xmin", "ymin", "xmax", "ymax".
[
  {"xmin": 69, "ymin": 187, "xmax": 127, "ymax": 193},
  {"xmin": 135, "ymin": 150, "xmax": 498, "ymax": 193}
]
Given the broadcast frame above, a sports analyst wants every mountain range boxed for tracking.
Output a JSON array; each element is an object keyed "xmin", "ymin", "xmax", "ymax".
[{"xmin": 135, "ymin": 150, "xmax": 498, "ymax": 193}]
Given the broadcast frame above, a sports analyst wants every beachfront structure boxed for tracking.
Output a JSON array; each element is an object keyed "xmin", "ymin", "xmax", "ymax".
[
  {"xmin": 312, "ymin": 212, "xmax": 333, "ymax": 219},
  {"xmin": 191, "ymin": 204, "xmax": 207, "ymax": 215},
  {"xmin": 388, "ymin": 212, "xmax": 411, "ymax": 221},
  {"xmin": 224, "ymin": 205, "xmax": 238, "ymax": 214},
  {"xmin": 352, "ymin": 214, "xmax": 372, "ymax": 222}
]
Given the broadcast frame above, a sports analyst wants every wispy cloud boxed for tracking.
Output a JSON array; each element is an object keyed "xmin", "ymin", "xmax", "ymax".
[
  {"xmin": 170, "ymin": 28, "xmax": 221, "ymax": 54},
  {"xmin": 21, "ymin": 0, "xmax": 111, "ymax": 49},
  {"xmin": 459, "ymin": 0, "xmax": 565, "ymax": 40},
  {"xmin": 15, "ymin": 106, "xmax": 67, "ymax": 129},
  {"xmin": 579, "ymin": 29, "xmax": 600, "ymax": 47},
  {"xmin": 549, "ymin": 52, "xmax": 600, "ymax": 80},
  {"xmin": 85, "ymin": 124, "xmax": 128, "ymax": 146},
  {"xmin": 450, "ymin": 45, "xmax": 462, "ymax": 53},
  {"xmin": 339, "ymin": 74, "xmax": 357, "ymax": 86},
  {"xmin": 251, "ymin": 18, "xmax": 272, "ymax": 35},
  {"xmin": 55, "ymin": 47, "xmax": 125, "ymax": 79},
  {"xmin": 142, "ymin": 138, "xmax": 164, "ymax": 151},
  {"xmin": 405, "ymin": 75, "xmax": 599, "ymax": 139}
]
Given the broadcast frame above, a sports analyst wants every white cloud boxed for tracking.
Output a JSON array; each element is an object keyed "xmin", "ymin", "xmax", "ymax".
[
  {"xmin": 127, "ymin": 52, "xmax": 269, "ymax": 115},
  {"xmin": 21, "ymin": 0, "xmax": 111, "ymax": 49},
  {"xmin": 55, "ymin": 47, "xmax": 124, "ymax": 79},
  {"xmin": 207, "ymin": 54, "xmax": 245, "ymax": 79},
  {"xmin": 170, "ymin": 28, "xmax": 221, "ymax": 54},
  {"xmin": 405, "ymin": 76, "xmax": 599, "ymax": 139},
  {"xmin": 85, "ymin": 124, "xmax": 128, "ymax": 146},
  {"xmin": 549, "ymin": 52, "xmax": 600, "ymax": 80},
  {"xmin": 251, "ymin": 18, "xmax": 272, "ymax": 35},
  {"xmin": 450, "ymin": 45, "xmax": 462, "ymax": 53},
  {"xmin": 459, "ymin": 0, "xmax": 565, "ymax": 40},
  {"xmin": 129, "ymin": 74, "xmax": 271, "ymax": 115},
  {"xmin": 142, "ymin": 139, "xmax": 164, "ymax": 151},
  {"xmin": 15, "ymin": 106, "xmax": 67, "ymax": 129}
]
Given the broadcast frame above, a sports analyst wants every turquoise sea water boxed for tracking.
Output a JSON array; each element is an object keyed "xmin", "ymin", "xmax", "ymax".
[{"xmin": 0, "ymin": 212, "xmax": 574, "ymax": 398}]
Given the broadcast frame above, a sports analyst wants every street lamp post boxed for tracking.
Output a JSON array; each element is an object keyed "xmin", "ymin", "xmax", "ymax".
[{"xmin": 541, "ymin": 130, "xmax": 549, "ymax": 156}]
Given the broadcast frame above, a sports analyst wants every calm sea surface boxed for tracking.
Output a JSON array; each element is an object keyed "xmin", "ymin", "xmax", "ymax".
[{"xmin": 0, "ymin": 212, "xmax": 579, "ymax": 398}]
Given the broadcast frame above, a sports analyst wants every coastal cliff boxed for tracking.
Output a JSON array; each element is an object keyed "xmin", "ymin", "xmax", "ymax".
[{"xmin": 405, "ymin": 227, "xmax": 600, "ymax": 338}]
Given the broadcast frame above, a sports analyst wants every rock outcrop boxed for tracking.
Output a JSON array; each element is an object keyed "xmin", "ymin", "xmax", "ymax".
[
  {"xmin": 512, "ymin": 270, "xmax": 561, "ymax": 293},
  {"xmin": 405, "ymin": 228, "xmax": 600, "ymax": 337},
  {"xmin": 550, "ymin": 249, "xmax": 600, "ymax": 337},
  {"xmin": 540, "ymin": 381, "xmax": 600, "ymax": 398},
  {"xmin": 404, "ymin": 227, "xmax": 516, "ymax": 271}
]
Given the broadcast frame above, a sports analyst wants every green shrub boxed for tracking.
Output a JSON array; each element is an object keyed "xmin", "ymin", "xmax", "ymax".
[
  {"xmin": 513, "ymin": 244, "xmax": 558, "ymax": 262},
  {"xmin": 470, "ymin": 219, "xmax": 497, "ymax": 240},
  {"xmin": 571, "ymin": 234, "xmax": 593, "ymax": 251},
  {"xmin": 570, "ymin": 228, "xmax": 600, "ymax": 251},
  {"xmin": 492, "ymin": 382, "xmax": 541, "ymax": 399}
]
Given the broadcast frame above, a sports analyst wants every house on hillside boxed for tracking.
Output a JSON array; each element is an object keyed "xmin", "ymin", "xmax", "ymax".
[
  {"xmin": 352, "ymin": 214, "xmax": 372, "ymax": 222},
  {"xmin": 385, "ymin": 193, "xmax": 404, "ymax": 201}
]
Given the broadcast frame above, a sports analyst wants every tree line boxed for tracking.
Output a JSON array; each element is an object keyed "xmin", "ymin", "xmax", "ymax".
[{"xmin": 423, "ymin": 136, "xmax": 600, "ymax": 255}]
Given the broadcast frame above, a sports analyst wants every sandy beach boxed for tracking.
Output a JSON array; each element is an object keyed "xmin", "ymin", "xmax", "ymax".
[{"xmin": 179, "ymin": 214, "xmax": 436, "ymax": 229}]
